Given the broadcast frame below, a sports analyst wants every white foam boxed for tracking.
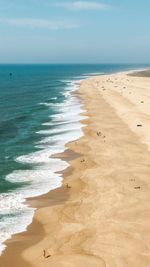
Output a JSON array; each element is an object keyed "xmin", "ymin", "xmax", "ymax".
[
  {"xmin": 42, "ymin": 115, "xmax": 88, "ymax": 126},
  {"xmin": 83, "ymin": 72, "xmax": 104, "ymax": 76},
  {"xmin": 39, "ymin": 102, "xmax": 53, "ymax": 107},
  {"xmin": 6, "ymin": 169, "xmax": 65, "ymax": 197},
  {"xmin": 0, "ymin": 193, "xmax": 27, "ymax": 214},
  {"xmin": 0, "ymin": 206, "xmax": 34, "ymax": 254},
  {"xmin": 16, "ymin": 149, "xmax": 69, "ymax": 165},
  {"xmin": 37, "ymin": 121, "xmax": 84, "ymax": 135}
]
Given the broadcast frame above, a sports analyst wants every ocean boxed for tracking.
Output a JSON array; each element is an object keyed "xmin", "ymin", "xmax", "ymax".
[{"xmin": 0, "ymin": 64, "xmax": 147, "ymax": 253}]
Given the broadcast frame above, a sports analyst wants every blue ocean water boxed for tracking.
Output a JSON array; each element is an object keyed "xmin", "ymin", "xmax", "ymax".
[{"xmin": 0, "ymin": 64, "xmax": 148, "ymax": 253}]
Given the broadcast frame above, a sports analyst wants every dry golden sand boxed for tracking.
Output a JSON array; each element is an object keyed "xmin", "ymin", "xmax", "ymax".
[{"xmin": 1, "ymin": 71, "xmax": 150, "ymax": 267}]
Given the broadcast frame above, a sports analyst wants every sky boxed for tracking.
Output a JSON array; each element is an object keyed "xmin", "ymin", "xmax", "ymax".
[{"xmin": 0, "ymin": 0, "xmax": 150, "ymax": 64}]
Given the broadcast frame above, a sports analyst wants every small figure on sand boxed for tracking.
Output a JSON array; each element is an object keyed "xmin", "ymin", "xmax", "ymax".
[
  {"xmin": 97, "ymin": 131, "xmax": 101, "ymax": 136},
  {"xmin": 43, "ymin": 250, "xmax": 51, "ymax": 258},
  {"xmin": 134, "ymin": 186, "xmax": 141, "ymax": 190},
  {"xmin": 66, "ymin": 184, "xmax": 71, "ymax": 189}
]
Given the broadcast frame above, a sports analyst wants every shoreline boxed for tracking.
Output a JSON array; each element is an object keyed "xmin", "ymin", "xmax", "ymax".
[
  {"xmin": 0, "ymin": 84, "xmax": 85, "ymax": 254},
  {"xmin": 0, "ymin": 84, "xmax": 87, "ymax": 266},
  {"xmin": 1, "ymin": 69, "xmax": 150, "ymax": 266},
  {"xmin": 0, "ymin": 148, "xmax": 82, "ymax": 267}
]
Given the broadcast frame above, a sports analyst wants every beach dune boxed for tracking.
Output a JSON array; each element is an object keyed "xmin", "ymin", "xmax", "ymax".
[{"xmin": 1, "ymin": 70, "xmax": 150, "ymax": 267}]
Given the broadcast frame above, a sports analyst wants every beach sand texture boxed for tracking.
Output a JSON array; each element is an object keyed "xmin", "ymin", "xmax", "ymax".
[{"xmin": 0, "ymin": 71, "xmax": 150, "ymax": 267}]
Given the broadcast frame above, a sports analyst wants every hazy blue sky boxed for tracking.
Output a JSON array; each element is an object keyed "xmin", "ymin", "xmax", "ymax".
[{"xmin": 0, "ymin": 0, "xmax": 150, "ymax": 63}]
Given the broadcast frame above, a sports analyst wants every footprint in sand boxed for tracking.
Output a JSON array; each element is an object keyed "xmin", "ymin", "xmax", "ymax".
[{"xmin": 129, "ymin": 178, "xmax": 135, "ymax": 182}]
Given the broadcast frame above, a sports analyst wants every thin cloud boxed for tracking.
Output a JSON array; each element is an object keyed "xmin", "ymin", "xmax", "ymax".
[
  {"xmin": 0, "ymin": 18, "xmax": 80, "ymax": 30},
  {"xmin": 54, "ymin": 1, "xmax": 110, "ymax": 11}
]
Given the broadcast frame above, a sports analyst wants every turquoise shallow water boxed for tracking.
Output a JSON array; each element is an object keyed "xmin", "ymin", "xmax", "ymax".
[{"xmin": 0, "ymin": 64, "xmax": 148, "ymax": 253}]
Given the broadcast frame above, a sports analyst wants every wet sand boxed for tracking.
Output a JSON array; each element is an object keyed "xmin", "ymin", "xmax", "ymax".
[
  {"xmin": 0, "ymin": 70, "xmax": 150, "ymax": 267},
  {"xmin": 128, "ymin": 69, "xmax": 150, "ymax": 77}
]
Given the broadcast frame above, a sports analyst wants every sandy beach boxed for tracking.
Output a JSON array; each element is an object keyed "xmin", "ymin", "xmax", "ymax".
[{"xmin": 1, "ymin": 70, "xmax": 150, "ymax": 267}]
